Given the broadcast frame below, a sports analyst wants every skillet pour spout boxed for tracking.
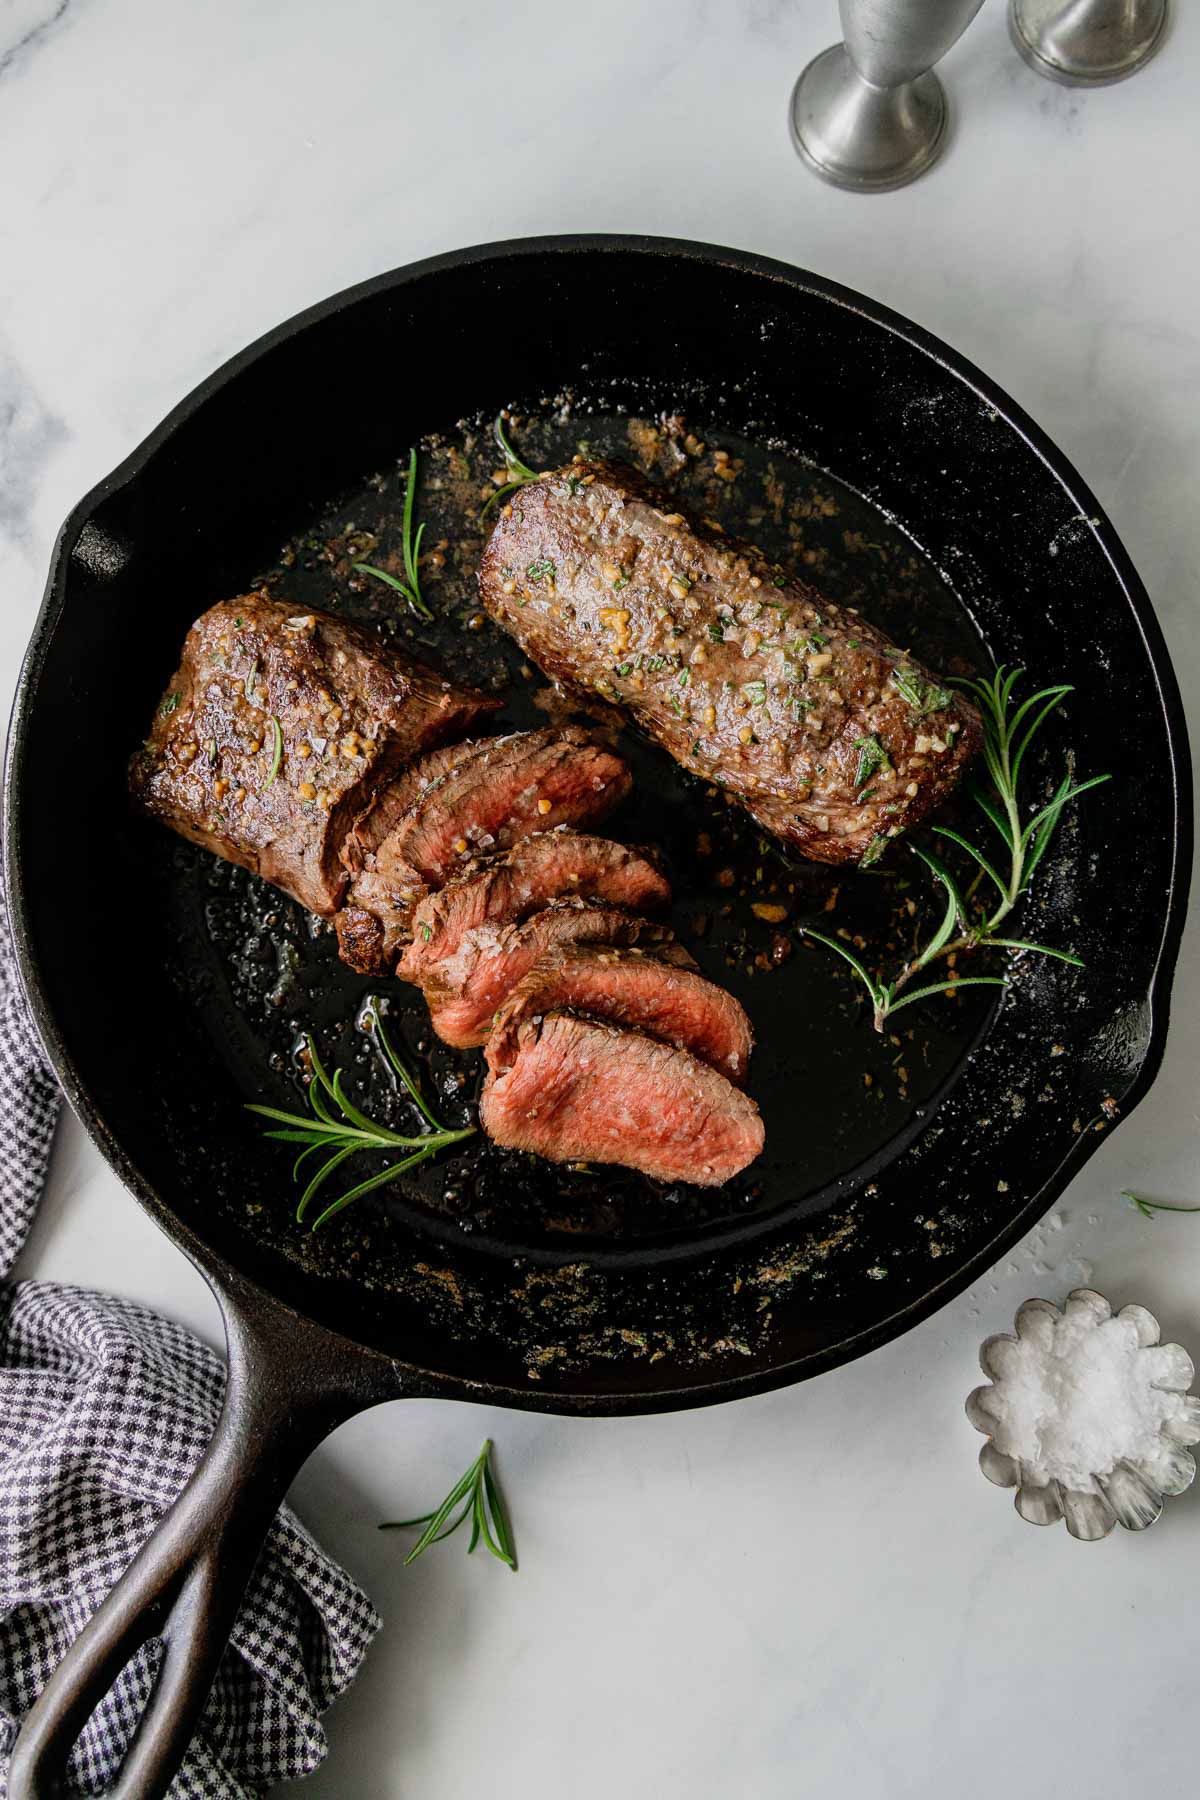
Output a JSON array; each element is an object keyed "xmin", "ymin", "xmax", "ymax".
[{"xmin": 4, "ymin": 236, "xmax": 1188, "ymax": 1797}]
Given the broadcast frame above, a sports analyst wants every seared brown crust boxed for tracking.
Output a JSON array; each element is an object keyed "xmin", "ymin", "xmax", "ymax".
[
  {"xmin": 487, "ymin": 944, "xmax": 753, "ymax": 1086},
  {"xmin": 337, "ymin": 728, "xmax": 633, "ymax": 971},
  {"xmin": 479, "ymin": 1012, "xmax": 764, "ymax": 1186},
  {"xmin": 333, "ymin": 880, "xmax": 421, "ymax": 973},
  {"xmin": 421, "ymin": 900, "xmax": 676, "ymax": 1049},
  {"xmin": 129, "ymin": 593, "xmax": 497, "ymax": 914},
  {"xmin": 397, "ymin": 831, "xmax": 670, "ymax": 986},
  {"xmin": 480, "ymin": 462, "xmax": 981, "ymax": 866},
  {"xmin": 332, "ymin": 906, "xmax": 388, "ymax": 975}
]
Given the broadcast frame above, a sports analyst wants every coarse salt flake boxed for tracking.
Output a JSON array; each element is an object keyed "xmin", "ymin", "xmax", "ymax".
[{"xmin": 987, "ymin": 1309, "xmax": 1190, "ymax": 1493}]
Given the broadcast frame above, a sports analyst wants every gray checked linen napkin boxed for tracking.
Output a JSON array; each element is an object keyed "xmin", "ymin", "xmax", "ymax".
[{"xmin": 0, "ymin": 879, "xmax": 382, "ymax": 1797}]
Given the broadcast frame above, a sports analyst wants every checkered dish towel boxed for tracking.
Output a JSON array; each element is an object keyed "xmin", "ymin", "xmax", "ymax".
[{"xmin": 0, "ymin": 883, "xmax": 382, "ymax": 1798}]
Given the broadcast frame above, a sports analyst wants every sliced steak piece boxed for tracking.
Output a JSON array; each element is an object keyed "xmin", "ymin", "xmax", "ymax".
[
  {"xmin": 339, "ymin": 737, "xmax": 493, "ymax": 876},
  {"xmin": 376, "ymin": 726, "xmax": 631, "ymax": 889},
  {"xmin": 421, "ymin": 900, "xmax": 676, "ymax": 1049},
  {"xmin": 398, "ymin": 831, "xmax": 670, "ymax": 986},
  {"xmin": 480, "ymin": 1013, "xmax": 764, "ymax": 1186},
  {"xmin": 337, "ymin": 728, "xmax": 633, "ymax": 972},
  {"xmin": 335, "ymin": 741, "xmax": 500, "ymax": 971},
  {"xmin": 487, "ymin": 945, "xmax": 753, "ymax": 1086},
  {"xmin": 129, "ymin": 593, "xmax": 496, "ymax": 914},
  {"xmin": 480, "ymin": 460, "xmax": 981, "ymax": 867}
]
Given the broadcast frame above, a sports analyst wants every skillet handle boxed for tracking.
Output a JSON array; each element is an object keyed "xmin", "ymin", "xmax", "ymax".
[{"xmin": 7, "ymin": 1269, "xmax": 403, "ymax": 1800}]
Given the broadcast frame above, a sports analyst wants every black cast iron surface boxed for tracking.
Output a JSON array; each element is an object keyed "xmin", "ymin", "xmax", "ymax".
[{"xmin": 6, "ymin": 236, "xmax": 1191, "ymax": 1412}]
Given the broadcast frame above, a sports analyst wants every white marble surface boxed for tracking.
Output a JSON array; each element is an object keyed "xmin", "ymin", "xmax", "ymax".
[{"xmin": 3, "ymin": 1, "xmax": 1199, "ymax": 1794}]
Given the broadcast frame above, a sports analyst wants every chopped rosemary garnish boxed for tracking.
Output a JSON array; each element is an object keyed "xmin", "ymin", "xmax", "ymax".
[
  {"xmin": 160, "ymin": 692, "xmax": 181, "ymax": 716},
  {"xmin": 891, "ymin": 665, "xmax": 951, "ymax": 716},
  {"xmin": 526, "ymin": 556, "xmax": 556, "ymax": 585},
  {"xmin": 805, "ymin": 666, "xmax": 1108, "ymax": 1031},
  {"xmin": 708, "ymin": 622, "xmax": 725, "ymax": 645},
  {"xmin": 481, "ymin": 414, "xmax": 542, "ymax": 517},
  {"xmin": 860, "ymin": 834, "xmax": 888, "ymax": 868},
  {"xmin": 1123, "ymin": 1190, "xmax": 1200, "ymax": 1220},
  {"xmin": 853, "ymin": 733, "xmax": 890, "ymax": 789},
  {"xmin": 354, "ymin": 448, "xmax": 432, "ymax": 621},
  {"xmin": 206, "ymin": 738, "xmax": 218, "ymax": 768},
  {"xmin": 380, "ymin": 1438, "xmax": 515, "ymax": 1570},
  {"xmin": 264, "ymin": 716, "xmax": 283, "ymax": 787},
  {"xmin": 247, "ymin": 996, "xmax": 474, "ymax": 1230},
  {"xmin": 742, "ymin": 679, "xmax": 767, "ymax": 708}
]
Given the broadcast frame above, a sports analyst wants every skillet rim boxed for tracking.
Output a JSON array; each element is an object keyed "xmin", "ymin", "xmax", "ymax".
[{"xmin": 4, "ymin": 233, "xmax": 1191, "ymax": 1413}]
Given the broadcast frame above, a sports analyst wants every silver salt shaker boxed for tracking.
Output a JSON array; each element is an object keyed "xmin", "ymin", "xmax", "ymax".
[
  {"xmin": 1009, "ymin": 0, "xmax": 1169, "ymax": 86},
  {"xmin": 789, "ymin": 0, "xmax": 987, "ymax": 192}
]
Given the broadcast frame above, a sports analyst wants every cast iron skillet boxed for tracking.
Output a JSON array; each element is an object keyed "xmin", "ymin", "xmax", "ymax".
[{"xmin": 4, "ymin": 237, "xmax": 1189, "ymax": 1797}]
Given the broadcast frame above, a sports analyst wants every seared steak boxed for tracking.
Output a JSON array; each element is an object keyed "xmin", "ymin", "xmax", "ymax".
[
  {"xmin": 487, "ymin": 944, "xmax": 753, "ymax": 1086},
  {"xmin": 480, "ymin": 462, "xmax": 981, "ymax": 867},
  {"xmin": 480, "ymin": 1012, "xmax": 764, "ymax": 1186},
  {"xmin": 130, "ymin": 594, "xmax": 496, "ymax": 914},
  {"xmin": 338, "ymin": 728, "xmax": 632, "ymax": 972},
  {"xmin": 421, "ymin": 900, "xmax": 676, "ymax": 1048},
  {"xmin": 134, "ymin": 594, "xmax": 767, "ymax": 1190},
  {"xmin": 397, "ymin": 831, "xmax": 670, "ymax": 986}
]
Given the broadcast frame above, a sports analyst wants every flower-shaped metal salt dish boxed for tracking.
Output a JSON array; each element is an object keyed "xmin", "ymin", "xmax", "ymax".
[{"xmin": 967, "ymin": 1289, "xmax": 1200, "ymax": 1538}]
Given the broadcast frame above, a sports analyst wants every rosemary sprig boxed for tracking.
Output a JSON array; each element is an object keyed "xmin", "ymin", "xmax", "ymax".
[
  {"xmin": 804, "ymin": 666, "xmax": 1109, "ymax": 1032},
  {"xmin": 380, "ymin": 1439, "xmax": 516, "ymax": 1570},
  {"xmin": 480, "ymin": 413, "xmax": 542, "ymax": 517},
  {"xmin": 1124, "ymin": 1190, "xmax": 1200, "ymax": 1220},
  {"xmin": 354, "ymin": 448, "xmax": 432, "ymax": 620},
  {"xmin": 247, "ymin": 996, "xmax": 473, "ymax": 1229}
]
